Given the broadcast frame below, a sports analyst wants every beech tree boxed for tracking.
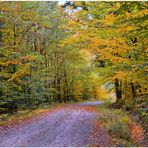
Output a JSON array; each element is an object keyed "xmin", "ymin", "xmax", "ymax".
[
  {"xmin": 0, "ymin": 1, "xmax": 147, "ymax": 113},
  {"xmin": 62, "ymin": 1, "xmax": 148, "ymax": 106},
  {"xmin": 0, "ymin": 2, "xmax": 98, "ymax": 113}
]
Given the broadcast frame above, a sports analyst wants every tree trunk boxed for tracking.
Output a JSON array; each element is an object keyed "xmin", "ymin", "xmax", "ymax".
[
  {"xmin": 57, "ymin": 76, "xmax": 62, "ymax": 103},
  {"xmin": 34, "ymin": 30, "xmax": 38, "ymax": 52},
  {"xmin": 115, "ymin": 79, "xmax": 122, "ymax": 101},
  {"xmin": 63, "ymin": 66, "xmax": 69, "ymax": 103},
  {"xmin": 0, "ymin": 14, "xmax": 3, "ymax": 46},
  {"xmin": 99, "ymin": 60, "xmax": 105, "ymax": 67},
  {"xmin": 131, "ymin": 82, "xmax": 136, "ymax": 99},
  {"xmin": 13, "ymin": 24, "xmax": 17, "ymax": 73}
]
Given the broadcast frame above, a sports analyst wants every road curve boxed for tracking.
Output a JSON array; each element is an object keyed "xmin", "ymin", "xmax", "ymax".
[{"xmin": 0, "ymin": 101, "xmax": 102, "ymax": 147}]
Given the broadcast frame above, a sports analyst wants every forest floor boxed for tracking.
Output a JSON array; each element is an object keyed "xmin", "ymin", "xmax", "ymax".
[{"xmin": 0, "ymin": 101, "xmax": 146, "ymax": 147}]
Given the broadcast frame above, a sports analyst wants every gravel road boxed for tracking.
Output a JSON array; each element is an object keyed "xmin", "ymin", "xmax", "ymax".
[{"xmin": 0, "ymin": 101, "xmax": 104, "ymax": 147}]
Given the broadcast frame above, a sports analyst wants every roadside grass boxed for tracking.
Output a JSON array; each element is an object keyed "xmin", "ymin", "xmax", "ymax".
[
  {"xmin": 0, "ymin": 100, "xmax": 81, "ymax": 130},
  {"xmin": 0, "ymin": 103, "xmax": 64, "ymax": 130},
  {"xmin": 0, "ymin": 100, "xmax": 145, "ymax": 146},
  {"xmin": 95, "ymin": 102, "xmax": 135, "ymax": 146}
]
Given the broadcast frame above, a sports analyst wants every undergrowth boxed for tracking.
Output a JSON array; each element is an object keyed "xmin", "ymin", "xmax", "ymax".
[
  {"xmin": 96, "ymin": 102, "xmax": 135, "ymax": 146},
  {"xmin": 0, "ymin": 103, "xmax": 62, "ymax": 129}
]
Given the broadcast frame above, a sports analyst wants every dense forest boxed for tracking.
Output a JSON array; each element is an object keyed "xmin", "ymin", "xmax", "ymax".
[
  {"xmin": 0, "ymin": 1, "xmax": 147, "ymax": 119},
  {"xmin": 0, "ymin": 1, "xmax": 101, "ymax": 113},
  {"xmin": 62, "ymin": 2, "xmax": 148, "ymax": 111}
]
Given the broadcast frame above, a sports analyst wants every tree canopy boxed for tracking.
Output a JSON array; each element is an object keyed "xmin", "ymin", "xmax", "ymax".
[{"xmin": 0, "ymin": 1, "xmax": 147, "ymax": 113}]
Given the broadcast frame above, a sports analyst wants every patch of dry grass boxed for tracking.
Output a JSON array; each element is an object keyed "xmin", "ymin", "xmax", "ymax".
[
  {"xmin": 95, "ymin": 103, "xmax": 134, "ymax": 146},
  {"xmin": 0, "ymin": 103, "xmax": 64, "ymax": 131}
]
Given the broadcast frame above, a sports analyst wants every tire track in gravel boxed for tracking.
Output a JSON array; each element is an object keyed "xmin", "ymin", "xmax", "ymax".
[{"xmin": 0, "ymin": 101, "xmax": 112, "ymax": 147}]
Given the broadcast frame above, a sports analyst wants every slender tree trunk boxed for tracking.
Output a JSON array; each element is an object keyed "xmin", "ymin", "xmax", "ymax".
[
  {"xmin": 93, "ymin": 85, "xmax": 97, "ymax": 98},
  {"xmin": 131, "ymin": 82, "xmax": 136, "ymax": 99},
  {"xmin": 13, "ymin": 24, "xmax": 16, "ymax": 50},
  {"xmin": 115, "ymin": 79, "xmax": 122, "ymax": 101},
  {"xmin": 0, "ymin": 14, "xmax": 3, "ymax": 46},
  {"xmin": 34, "ymin": 30, "xmax": 38, "ymax": 52},
  {"xmin": 0, "ymin": 14, "xmax": 3, "ymax": 72},
  {"xmin": 99, "ymin": 60, "xmax": 105, "ymax": 67},
  {"xmin": 57, "ymin": 76, "xmax": 62, "ymax": 102},
  {"xmin": 63, "ymin": 66, "xmax": 69, "ymax": 102},
  {"xmin": 13, "ymin": 24, "xmax": 16, "ymax": 73}
]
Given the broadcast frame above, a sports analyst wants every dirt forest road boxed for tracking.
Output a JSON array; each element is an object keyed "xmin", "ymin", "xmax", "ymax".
[{"xmin": 0, "ymin": 101, "xmax": 112, "ymax": 147}]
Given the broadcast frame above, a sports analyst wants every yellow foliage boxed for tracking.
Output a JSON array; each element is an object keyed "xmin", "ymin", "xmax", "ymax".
[
  {"xmin": 95, "ymin": 86, "xmax": 108, "ymax": 100},
  {"xmin": 113, "ymin": 71, "xmax": 130, "ymax": 81},
  {"xmin": 8, "ymin": 64, "xmax": 31, "ymax": 83},
  {"xmin": 103, "ymin": 14, "xmax": 116, "ymax": 25}
]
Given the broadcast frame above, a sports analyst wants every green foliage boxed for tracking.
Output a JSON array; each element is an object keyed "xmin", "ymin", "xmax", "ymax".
[
  {"xmin": 107, "ymin": 120, "xmax": 130, "ymax": 140},
  {"xmin": 63, "ymin": 1, "xmax": 148, "ymax": 108},
  {"xmin": 0, "ymin": 1, "xmax": 99, "ymax": 113},
  {"xmin": 96, "ymin": 104, "xmax": 134, "ymax": 146},
  {"xmin": 0, "ymin": 1, "xmax": 147, "ymax": 115}
]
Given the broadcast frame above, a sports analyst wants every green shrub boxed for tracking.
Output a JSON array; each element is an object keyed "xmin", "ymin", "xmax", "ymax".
[
  {"xmin": 113, "ymin": 138, "xmax": 134, "ymax": 147},
  {"xmin": 107, "ymin": 120, "xmax": 130, "ymax": 140},
  {"xmin": 0, "ymin": 107, "xmax": 8, "ymax": 114},
  {"xmin": 97, "ymin": 105, "xmax": 132, "ymax": 145}
]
